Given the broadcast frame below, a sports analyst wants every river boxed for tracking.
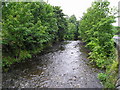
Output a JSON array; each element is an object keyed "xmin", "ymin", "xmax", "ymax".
[{"xmin": 2, "ymin": 41, "xmax": 103, "ymax": 88}]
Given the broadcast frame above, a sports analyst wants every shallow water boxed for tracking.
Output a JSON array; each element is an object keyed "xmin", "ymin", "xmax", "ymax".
[{"xmin": 2, "ymin": 41, "xmax": 103, "ymax": 88}]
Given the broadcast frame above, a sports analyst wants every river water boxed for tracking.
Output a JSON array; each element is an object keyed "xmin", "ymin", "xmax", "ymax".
[{"xmin": 2, "ymin": 41, "xmax": 103, "ymax": 88}]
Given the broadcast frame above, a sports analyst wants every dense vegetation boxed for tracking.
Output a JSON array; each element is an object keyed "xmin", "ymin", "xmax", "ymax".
[
  {"xmin": 78, "ymin": 1, "xmax": 118, "ymax": 88},
  {"xmin": 79, "ymin": 0, "xmax": 116, "ymax": 69},
  {"xmin": 114, "ymin": 26, "xmax": 120, "ymax": 35},
  {"xmin": 2, "ymin": 1, "xmax": 80, "ymax": 69},
  {"xmin": 2, "ymin": 0, "xmax": 119, "ymax": 88},
  {"xmin": 64, "ymin": 15, "xmax": 79, "ymax": 40},
  {"xmin": 2, "ymin": 2, "xmax": 68, "ymax": 68}
]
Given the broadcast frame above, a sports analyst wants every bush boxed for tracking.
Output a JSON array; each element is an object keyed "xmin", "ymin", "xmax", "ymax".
[
  {"xmin": 2, "ymin": 2, "xmax": 67, "ymax": 68},
  {"xmin": 79, "ymin": 0, "xmax": 118, "ymax": 87}
]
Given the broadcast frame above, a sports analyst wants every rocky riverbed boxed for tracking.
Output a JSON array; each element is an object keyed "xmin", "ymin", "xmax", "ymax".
[{"xmin": 2, "ymin": 41, "xmax": 103, "ymax": 88}]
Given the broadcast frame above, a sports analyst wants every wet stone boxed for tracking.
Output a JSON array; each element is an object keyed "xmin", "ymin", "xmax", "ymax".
[{"xmin": 2, "ymin": 41, "xmax": 103, "ymax": 88}]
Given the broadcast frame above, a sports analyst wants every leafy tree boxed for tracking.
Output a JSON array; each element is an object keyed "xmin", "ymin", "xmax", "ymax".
[
  {"xmin": 53, "ymin": 6, "xmax": 68, "ymax": 41},
  {"xmin": 65, "ymin": 15, "xmax": 79, "ymax": 40},
  {"xmin": 79, "ymin": 0, "xmax": 116, "ymax": 68},
  {"xmin": 2, "ymin": 2, "xmax": 67, "ymax": 67},
  {"xmin": 74, "ymin": 21, "xmax": 80, "ymax": 40},
  {"xmin": 66, "ymin": 23, "xmax": 76, "ymax": 40},
  {"xmin": 79, "ymin": 1, "xmax": 118, "ymax": 87},
  {"xmin": 2, "ymin": 2, "xmax": 35, "ymax": 57}
]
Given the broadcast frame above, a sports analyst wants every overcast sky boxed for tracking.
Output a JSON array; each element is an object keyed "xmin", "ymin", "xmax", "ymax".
[{"xmin": 44, "ymin": 0, "xmax": 120, "ymax": 26}]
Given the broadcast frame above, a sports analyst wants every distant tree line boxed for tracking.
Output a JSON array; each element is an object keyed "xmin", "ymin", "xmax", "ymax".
[{"xmin": 64, "ymin": 15, "xmax": 79, "ymax": 40}]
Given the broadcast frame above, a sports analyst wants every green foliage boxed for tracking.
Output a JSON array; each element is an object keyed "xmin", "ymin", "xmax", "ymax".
[
  {"xmin": 53, "ymin": 6, "xmax": 68, "ymax": 41},
  {"xmin": 98, "ymin": 73, "xmax": 107, "ymax": 82},
  {"xmin": 105, "ymin": 61, "xmax": 118, "ymax": 88},
  {"xmin": 2, "ymin": 2, "xmax": 67, "ymax": 68},
  {"xmin": 113, "ymin": 26, "xmax": 120, "ymax": 35},
  {"xmin": 98, "ymin": 60, "xmax": 118, "ymax": 88},
  {"xmin": 79, "ymin": 0, "xmax": 116, "ymax": 69},
  {"xmin": 64, "ymin": 15, "xmax": 79, "ymax": 40},
  {"xmin": 79, "ymin": 0, "xmax": 118, "ymax": 88},
  {"xmin": 65, "ymin": 23, "xmax": 76, "ymax": 40}
]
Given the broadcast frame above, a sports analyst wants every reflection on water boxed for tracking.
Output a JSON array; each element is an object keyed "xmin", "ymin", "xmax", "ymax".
[{"xmin": 2, "ymin": 41, "xmax": 103, "ymax": 88}]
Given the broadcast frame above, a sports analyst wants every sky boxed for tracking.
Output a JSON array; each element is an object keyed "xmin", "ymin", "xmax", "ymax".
[{"xmin": 44, "ymin": 0, "xmax": 120, "ymax": 26}]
